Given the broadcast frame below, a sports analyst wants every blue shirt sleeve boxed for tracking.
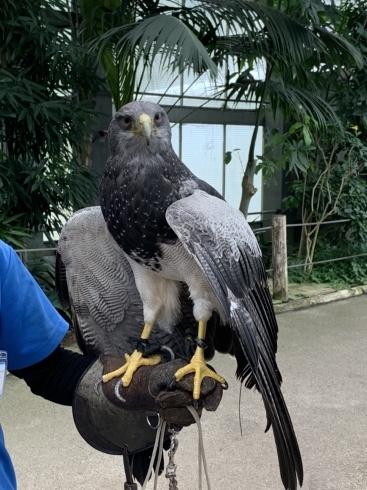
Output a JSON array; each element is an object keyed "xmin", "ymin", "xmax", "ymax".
[
  {"xmin": 0, "ymin": 241, "xmax": 69, "ymax": 370},
  {"xmin": 0, "ymin": 426, "xmax": 16, "ymax": 490}
]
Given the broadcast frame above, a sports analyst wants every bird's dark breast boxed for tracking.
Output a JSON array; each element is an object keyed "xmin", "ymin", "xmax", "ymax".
[{"xmin": 100, "ymin": 162, "xmax": 180, "ymax": 270}]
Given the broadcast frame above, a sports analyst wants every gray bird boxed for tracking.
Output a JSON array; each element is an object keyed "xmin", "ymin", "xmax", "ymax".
[
  {"xmin": 99, "ymin": 100, "xmax": 303, "ymax": 490},
  {"xmin": 56, "ymin": 205, "xmax": 222, "ymax": 485}
]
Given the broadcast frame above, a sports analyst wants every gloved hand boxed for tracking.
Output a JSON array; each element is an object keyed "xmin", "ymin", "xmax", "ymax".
[
  {"xmin": 73, "ymin": 356, "xmax": 224, "ymax": 456},
  {"xmin": 100, "ymin": 356, "xmax": 223, "ymax": 426}
]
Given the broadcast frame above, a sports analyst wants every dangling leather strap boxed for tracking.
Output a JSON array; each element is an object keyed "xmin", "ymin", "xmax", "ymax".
[{"xmin": 123, "ymin": 445, "xmax": 138, "ymax": 489}]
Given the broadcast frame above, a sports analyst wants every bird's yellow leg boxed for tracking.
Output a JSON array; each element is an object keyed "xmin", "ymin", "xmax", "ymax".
[
  {"xmin": 102, "ymin": 322, "xmax": 161, "ymax": 386},
  {"xmin": 175, "ymin": 320, "xmax": 226, "ymax": 400}
]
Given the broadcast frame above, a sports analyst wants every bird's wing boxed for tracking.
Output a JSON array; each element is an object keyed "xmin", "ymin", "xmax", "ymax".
[
  {"xmin": 56, "ymin": 206, "xmax": 194, "ymax": 360},
  {"xmin": 56, "ymin": 206, "xmax": 144, "ymax": 357},
  {"xmin": 166, "ymin": 190, "xmax": 303, "ymax": 490}
]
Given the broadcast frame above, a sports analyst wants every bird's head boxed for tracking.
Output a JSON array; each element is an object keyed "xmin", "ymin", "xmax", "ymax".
[{"xmin": 109, "ymin": 101, "xmax": 172, "ymax": 155}]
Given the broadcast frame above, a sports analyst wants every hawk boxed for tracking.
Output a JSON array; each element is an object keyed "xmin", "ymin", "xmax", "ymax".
[{"xmin": 98, "ymin": 100, "xmax": 303, "ymax": 490}]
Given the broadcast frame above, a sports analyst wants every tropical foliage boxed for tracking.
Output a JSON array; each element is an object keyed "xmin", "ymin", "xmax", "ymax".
[
  {"xmin": 81, "ymin": 0, "xmax": 364, "ymax": 218},
  {"xmin": 268, "ymin": 0, "xmax": 367, "ymax": 281},
  {"xmin": 82, "ymin": 0, "xmax": 363, "ymax": 116},
  {"xmin": 77, "ymin": 0, "xmax": 220, "ymax": 110},
  {"xmin": 220, "ymin": 0, "xmax": 363, "ymax": 215},
  {"xmin": 288, "ymin": 243, "xmax": 367, "ymax": 289},
  {"xmin": 0, "ymin": 210, "xmax": 30, "ymax": 248},
  {"xmin": 0, "ymin": 0, "xmax": 103, "ymax": 242}
]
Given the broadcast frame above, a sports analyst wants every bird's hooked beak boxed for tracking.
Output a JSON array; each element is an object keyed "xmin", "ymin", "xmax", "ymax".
[{"xmin": 138, "ymin": 113, "xmax": 152, "ymax": 146}]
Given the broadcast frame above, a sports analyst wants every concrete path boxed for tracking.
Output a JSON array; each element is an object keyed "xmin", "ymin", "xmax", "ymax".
[{"xmin": 1, "ymin": 295, "xmax": 367, "ymax": 490}]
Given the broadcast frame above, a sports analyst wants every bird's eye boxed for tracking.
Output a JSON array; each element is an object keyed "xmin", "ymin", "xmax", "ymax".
[
  {"xmin": 154, "ymin": 113, "xmax": 162, "ymax": 124},
  {"xmin": 117, "ymin": 115, "xmax": 132, "ymax": 129}
]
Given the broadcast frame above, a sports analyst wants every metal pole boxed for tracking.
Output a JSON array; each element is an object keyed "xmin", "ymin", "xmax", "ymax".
[{"xmin": 272, "ymin": 215, "xmax": 288, "ymax": 302}]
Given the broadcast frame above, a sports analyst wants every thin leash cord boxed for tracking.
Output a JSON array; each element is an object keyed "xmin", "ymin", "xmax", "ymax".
[
  {"xmin": 141, "ymin": 419, "xmax": 167, "ymax": 490},
  {"xmin": 153, "ymin": 420, "xmax": 167, "ymax": 490},
  {"xmin": 141, "ymin": 408, "xmax": 211, "ymax": 490},
  {"xmin": 186, "ymin": 406, "xmax": 211, "ymax": 490}
]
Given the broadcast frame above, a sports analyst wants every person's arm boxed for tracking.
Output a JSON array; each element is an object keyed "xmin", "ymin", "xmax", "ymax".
[
  {"xmin": 0, "ymin": 242, "xmax": 70, "ymax": 372},
  {"xmin": 10, "ymin": 346, "xmax": 95, "ymax": 406}
]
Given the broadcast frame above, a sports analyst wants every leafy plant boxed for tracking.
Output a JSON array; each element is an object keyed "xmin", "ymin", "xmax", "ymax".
[
  {"xmin": 288, "ymin": 242, "xmax": 367, "ymax": 289},
  {"xmin": 0, "ymin": 156, "xmax": 99, "ymax": 235},
  {"xmin": 218, "ymin": 0, "xmax": 363, "ymax": 216},
  {"xmin": 280, "ymin": 128, "xmax": 367, "ymax": 274},
  {"xmin": 26, "ymin": 253, "xmax": 72, "ymax": 323},
  {"xmin": 0, "ymin": 211, "xmax": 30, "ymax": 248},
  {"xmin": 258, "ymin": 117, "xmax": 317, "ymax": 182},
  {"xmin": 254, "ymin": 0, "xmax": 367, "ymax": 283},
  {"xmin": 0, "ymin": 0, "xmax": 104, "ymax": 236}
]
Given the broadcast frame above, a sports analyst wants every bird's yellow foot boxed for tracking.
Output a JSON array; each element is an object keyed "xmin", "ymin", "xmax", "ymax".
[
  {"xmin": 102, "ymin": 350, "xmax": 161, "ymax": 387},
  {"xmin": 175, "ymin": 347, "xmax": 226, "ymax": 400}
]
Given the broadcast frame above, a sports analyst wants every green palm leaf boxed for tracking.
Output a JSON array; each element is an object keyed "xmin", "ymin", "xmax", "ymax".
[
  {"xmin": 267, "ymin": 81, "xmax": 342, "ymax": 130},
  {"xmin": 312, "ymin": 25, "xmax": 364, "ymax": 68},
  {"xmin": 192, "ymin": 0, "xmax": 316, "ymax": 63},
  {"xmin": 224, "ymin": 76, "xmax": 342, "ymax": 130},
  {"xmin": 98, "ymin": 14, "xmax": 218, "ymax": 78},
  {"xmin": 80, "ymin": 0, "xmax": 365, "ymax": 144}
]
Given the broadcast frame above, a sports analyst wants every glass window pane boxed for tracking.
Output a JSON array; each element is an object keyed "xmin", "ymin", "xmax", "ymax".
[
  {"xmin": 171, "ymin": 124, "xmax": 180, "ymax": 157},
  {"xmin": 136, "ymin": 56, "xmax": 181, "ymax": 98},
  {"xmin": 225, "ymin": 126, "xmax": 263, "ymax": 218},
  {"xmin": 139, "ymin": 93, "xmax": 181, "ymax": 106},
  {"xmin": 182, "ymin": 97, "xmax": 224, "ymax": 108},
  {"xmin": 182, "ymin": 67, "xmax": 226, "ymax": 108},
  {"xmin": 181, "ymin": 124, "xmax": 224, "ymax": 194}
]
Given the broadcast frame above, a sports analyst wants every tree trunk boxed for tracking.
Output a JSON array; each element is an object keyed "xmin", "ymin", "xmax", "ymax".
[
  {"xmin": 299, "ymin": 224, "xmax": 309, "ymax": 258},
  {"xmin": 239, "ymin": 165, "xmax": 258, "ymax": 217},
  {"xmin": 272, "ymin": 215, "xmax": 288, "ymax": 302},
  {"xmin": 239, "ymin": 63, "xmax": 273, "ymax": 218},
  {"xmin": 78, "ymin": 134, "xmax": 93, "ymax": 168}
]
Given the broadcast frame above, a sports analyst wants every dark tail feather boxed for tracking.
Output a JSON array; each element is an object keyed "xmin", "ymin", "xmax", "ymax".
[
  {"xmin": 231, "ymin": 305, "xmax": 303, "ymax": 490},
  {"xmin": 257, "ymin": 355, "xmax": 303, "ymax": 490},
  {"xmin": 55, "ymin": 252, "xmax": 71, "ymax": 310}
]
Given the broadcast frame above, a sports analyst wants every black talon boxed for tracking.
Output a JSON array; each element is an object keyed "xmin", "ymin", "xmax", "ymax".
[
  {"xmin": 94, "ymin": 377, "xmax": 102, "ymax": 396},
  {"xmin": 114, "ymin": 379, "xmax": 126, "ymax": 402},
  {"xmin": 168, "ymin": 376, "xmax": 177, "ymax": 390}
]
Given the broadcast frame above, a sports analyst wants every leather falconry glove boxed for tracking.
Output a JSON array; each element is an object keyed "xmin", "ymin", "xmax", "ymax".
[{"xmin": 73, "ymin": 356, "xmax": 223, "ymax": 456}]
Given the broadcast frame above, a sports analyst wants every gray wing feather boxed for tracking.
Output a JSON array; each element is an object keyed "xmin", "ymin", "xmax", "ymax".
[
  {"xmin": 166, "ymin": 190, "xmax": 276, "ymax": 367},
  {"xmin": 166, "ymin": 190, "xmax": 303, "ymax": 490},
  {"xmin": 57, "ymin": 206, "xmax": 144, "ymax": 356}
]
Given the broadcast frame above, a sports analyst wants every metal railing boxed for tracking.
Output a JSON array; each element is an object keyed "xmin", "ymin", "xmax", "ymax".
[
  {"xmin": 16, "ymin": 248, "xmax": 57, "ymax": 253},
  {"xmin": 15, "ymin": 247, "xmax": 57, "ymax": 268},
  {"xmin": 14, "ymin": 216, "xmax": 366, "ymax": 304},
  {"xmin": 266, "ymin": 215, "xmax": 367, "ymax": 301},
  {"xmin": 253, "ymin": 218, "xmax": 352, "ymax": 234}
]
